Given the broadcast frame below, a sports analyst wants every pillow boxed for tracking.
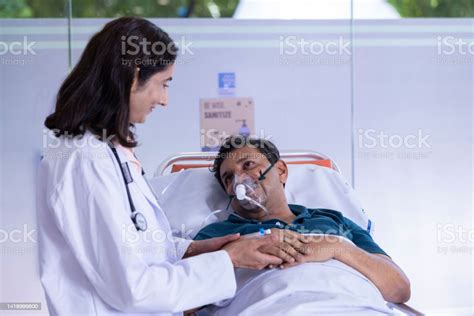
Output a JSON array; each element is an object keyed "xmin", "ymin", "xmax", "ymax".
[
  {"xmin": 149, "ymin": 164, "xmax": 370, "ymax": 239},
  {"xmin": 150, "ymin": 168, "xmax": 230, "ymax": 238},
  {"xmin": 285, "ymin": 164, "xmax": 370, "ymax": 232}
]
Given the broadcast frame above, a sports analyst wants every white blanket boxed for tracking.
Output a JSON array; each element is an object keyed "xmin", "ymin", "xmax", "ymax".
[{"xmin": 203, "ymin": 260, "xmax": 394, "ymax": 316}]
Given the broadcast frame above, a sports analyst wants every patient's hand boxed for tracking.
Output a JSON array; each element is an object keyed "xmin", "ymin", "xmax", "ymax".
[
  {"xmin": 223, "ymin": 235, "xmax": 302, "ymax": 270},
  {"xmin": 279, "ymin": 234, "xmax": 344, "ymax": 268},
  {"xmin": 299, "ymin": 235, "xmax": 344, "ymax": 261},
  {"xmin": 257, "ymin": 228, "xmax": 308, "ymax": 266}
]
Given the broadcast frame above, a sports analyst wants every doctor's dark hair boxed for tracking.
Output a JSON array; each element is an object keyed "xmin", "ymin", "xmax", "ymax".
[
  {"xmin": 211, "ymin": 136, "xmax": 281, "ymax": 191},
  {"xmin": 44, "ymin": 16, "xmax": 177, "ymax": 147}
]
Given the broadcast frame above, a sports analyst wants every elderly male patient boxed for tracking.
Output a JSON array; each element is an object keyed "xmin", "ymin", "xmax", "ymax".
[{"xmin": 193, "ymin": 136, "xmax": 410, "ymax": 315}]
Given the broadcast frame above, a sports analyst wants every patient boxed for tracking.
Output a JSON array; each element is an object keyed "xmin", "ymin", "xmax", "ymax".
[{"xmin": 194, "ymin": 136, "xmax": 410, "ymax": 315}]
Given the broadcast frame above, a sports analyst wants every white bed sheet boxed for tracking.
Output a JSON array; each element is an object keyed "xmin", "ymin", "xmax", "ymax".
[{"xmin": 202, "ymin": 260, "xmax": 394, "ymax": 316}]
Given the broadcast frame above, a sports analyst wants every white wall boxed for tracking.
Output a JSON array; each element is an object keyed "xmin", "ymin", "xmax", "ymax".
[
  {"xmin": 0, "ymin": 18, "xmax": 70, "ymax": 315},
  {"xmin": 0, "ymin": 18, "xmax": 472, "ymax": 314},
  {"xmin": 352, "ymin": 20, "xmax": 473, "ymax": 314}
]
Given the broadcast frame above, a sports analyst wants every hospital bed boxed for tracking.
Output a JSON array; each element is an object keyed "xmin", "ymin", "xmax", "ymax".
[{"xmin": 150, "ymin": 151, "xmax": 424, "ymax": 316}]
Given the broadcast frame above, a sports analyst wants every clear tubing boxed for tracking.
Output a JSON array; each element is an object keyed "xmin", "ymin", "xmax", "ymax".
[{"xmin": 234, "ymin": 181, "xmax": 269, "ymax": 216}]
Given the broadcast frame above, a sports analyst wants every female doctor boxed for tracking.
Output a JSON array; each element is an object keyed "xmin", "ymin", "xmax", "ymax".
[{"xmin": 36, "ymin": 17, "xmax": 295, "ymax": 316}]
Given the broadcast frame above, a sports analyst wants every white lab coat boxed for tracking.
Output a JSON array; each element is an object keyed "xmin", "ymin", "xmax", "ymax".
[{"xmin": 36, "ymin": 131, "xmax": 237, "ymax": 316}]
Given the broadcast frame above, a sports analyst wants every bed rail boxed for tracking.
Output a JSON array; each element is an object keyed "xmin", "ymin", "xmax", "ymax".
[{"xmin": 154, "ymin": 150, "xmax": 341, "ymax": 177}]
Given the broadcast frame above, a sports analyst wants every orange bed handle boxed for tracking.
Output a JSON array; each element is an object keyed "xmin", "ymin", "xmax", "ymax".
[{"xmin": 171, "ymin": 159, "xmax": 333, "ymax": 173}]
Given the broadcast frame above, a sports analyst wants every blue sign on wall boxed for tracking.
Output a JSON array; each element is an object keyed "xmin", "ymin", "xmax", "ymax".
[{"xmin": 218, "ymin": 72, "xmax": 236, "ymax": 95}]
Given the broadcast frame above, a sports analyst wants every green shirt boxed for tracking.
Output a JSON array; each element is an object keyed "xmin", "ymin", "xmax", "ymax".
[{"xmin": 194, "ymin": 204, "xmax": 388, "ymax": 256}]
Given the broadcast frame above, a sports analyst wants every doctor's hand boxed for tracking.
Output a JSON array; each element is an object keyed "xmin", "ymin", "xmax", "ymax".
[
  {"xmin": 183, "ymin": 233, "xmax": 241, "ymax": 258},
  {"xmin": 223, "ymin": 235, "xmax": 298, "ymax": 270},
  {"xmin": 184, "ymin": 234, "xmax": 241, "ymax": 258}
]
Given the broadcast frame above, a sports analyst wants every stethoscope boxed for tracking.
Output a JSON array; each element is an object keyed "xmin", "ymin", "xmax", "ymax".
[{"xmin": 109, "ymin": 144, "xmax": 148, "ymax": 232}]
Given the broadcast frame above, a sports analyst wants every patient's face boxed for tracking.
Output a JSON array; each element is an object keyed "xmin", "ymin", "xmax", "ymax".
[{"xmin": 219, "ymin": 146, "xmax": 286, "ymax": 215}]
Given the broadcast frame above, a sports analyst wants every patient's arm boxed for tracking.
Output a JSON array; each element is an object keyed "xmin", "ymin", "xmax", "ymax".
[
  {"xmin": 335, "ymin": 243, "xmax": 411, "ymax": 303},
  {"xmin": 287, "ymin": 236, "xmax": 411, "ymax": 303}
]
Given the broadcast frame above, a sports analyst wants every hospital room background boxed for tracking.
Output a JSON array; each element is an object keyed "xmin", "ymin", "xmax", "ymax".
[{"xmin": 0, "ymin": 0, "xmax": 472, "ymax": 315}]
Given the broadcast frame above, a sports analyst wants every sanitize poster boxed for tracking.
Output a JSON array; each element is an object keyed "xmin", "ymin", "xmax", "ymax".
[{"xmin": 200, "ymin": 97, "xmax": 255, "ymax": 151}]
